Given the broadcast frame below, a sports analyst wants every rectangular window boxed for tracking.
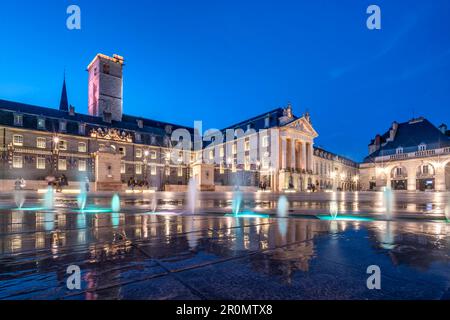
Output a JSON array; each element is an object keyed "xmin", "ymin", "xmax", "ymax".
[
  {"xmin": 136, "ymin": 149, "xmax": 143, "ymax": 158},
  {"xmin": 245, "ymin": 155, "xmax": 250, "ymax": 171},
  {"xmin": 165, "ymin": 167, "xmax": 170, "ymax": 176},
  {"xmin": 262, "ymin": 136, "xmax": 269, "ymax": 148},
  {"xmin": 220, "ymin": 165, "xmax": 225, "ymax": 174},
  {"xmin": 120, "ymin": 163, "xmax": 126, "ymax": 174},
  {"xmin": 178, "ymin": 167, "xmax": 183, "ymax": 177},
  {"xmin": 13, "ymin": 135, "xmax": 23, "ymax": 146},
  {"xmin": 265, "ymin": 117, "xmax": 270, "ymax": 128},
  {"xmin": 209, "ymin": 150, "xmax": 214, "ymax": 160},
  {"xmin": 150, "ymin": 151, "xmax": 157, "ymax": 159},
  {"xmin": 119, "ymin": 147, "xmax": 126, "ymax": 156},
  {"xmin": 78, "ymin": 123, "xmax": 86, "ymax": 135},
  {"xmin": 78, "ymin": 160, "xmax": 87, "ymax": 172},
  {"xmin": 232, "ymin": 143, "xmax": 237, "ymax": 155},
  {"xmin": 58, "ymin": 159, "xmax": 67, "ymax": 171},
  {"xmin": 58, "ymin": 140, "xmax": 67, "ymax": 150},
  {"xmin": 245, "ymin": 140, "xmax": 250, "ymax": 151},
  {"xmin": 59, "ymin": 121, "xmax": 67, "ymax": 132},
  {"xmin": 37, "ymin": 118, "xmax": 46, "ymax": 129},
  {"xmin": 219, "ymin": 147, "xmax": 225, "ymax": 157},
  {"xmin": 13, "ymin": 156, "xmax": 23, "ymax": 169},
  {"xmin": 136, "ymin": 163, "xmax": 142, "ymax": 175},
  {"xmin": 36, "ymin": 137, "xmax": 46, "ymax": 149},
  {"xmin": 36, "ymin": 157, "xmax": 46, "ymax": 170},
  {"xmin": 14, "ymin": 114, "xmax": 23, "ymax": 126},
  {"xmin": 151, "ymin": 165, "xmax": 157, "ymax": 176},
  {"xmin": 78, "ymin": 142, "xmax": 87, "ymax": 153},
  {"xmin": 135, "ymin": 133, "xmax": 142, "ymax": 142}
]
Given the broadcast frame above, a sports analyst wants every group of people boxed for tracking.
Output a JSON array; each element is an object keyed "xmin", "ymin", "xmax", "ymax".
[
  {"xmin": 259, "ymin": 181, "xmax": 269, "ymax": 191},
  {"xmin": 127, "ymin": 177, "xmax": 150, "ymax": 190},
  {"xmin": 47, "ymin": 174, "xmax": 68, "ymax": 192}
]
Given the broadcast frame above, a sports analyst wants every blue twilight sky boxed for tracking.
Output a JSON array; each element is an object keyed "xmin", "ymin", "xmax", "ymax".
[{"xmin": 1, "ymin": 0, "xmax": 449, "ymax": 161}]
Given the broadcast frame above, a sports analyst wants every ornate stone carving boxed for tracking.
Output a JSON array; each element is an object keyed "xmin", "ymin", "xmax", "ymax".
[{"xmin": 90, "ymin": 128, "xmax": 133, "ymax": 143}]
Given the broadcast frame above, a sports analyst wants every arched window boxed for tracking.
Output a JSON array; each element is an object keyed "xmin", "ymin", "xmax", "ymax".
[
  {"xmin": 418, "ymin": 143, "xmax": 427, "ymax": 151},
  {"xmin": 396, "ymin": 147, "xmax": 403, "ymax": 154}
]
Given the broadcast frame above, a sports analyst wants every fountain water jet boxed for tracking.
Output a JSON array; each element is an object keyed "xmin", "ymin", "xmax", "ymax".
[
  {"xmin": 44, "ymin": 186, "xmax": 54, "ymax": 210},
  {"xmin": 277, "ymin": 196, "xmax": 289, "ymax": 238},
  {"xmin": 383, "ymin": 186, "xmax": 394, "ymax": 220},
  {"xmin": 111, "ymin": 194, "xmax": 121, "ymax": 213},
  {"xmin": 77, "ymin": 183, "xmax": 88, "ymax": 211},
  {"xmin": 187, "ymin": 178, "xmax": 198, "ymax": 214},
  {"xmin": 329, "ymin": 202, "xmax": 338, "ymax": 220},
  {"xmin": 231, "ymin": 190, "xmax": 243, "ymax": 216},
  {"xmin": 14, "ymin": 190, "xmax": 26, "ymax": 209}
]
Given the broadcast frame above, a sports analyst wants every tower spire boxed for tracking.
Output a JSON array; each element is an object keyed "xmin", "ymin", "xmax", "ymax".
[{"xmin": 59, "ymin": 71, "xmax": 69, "ymax": 112}]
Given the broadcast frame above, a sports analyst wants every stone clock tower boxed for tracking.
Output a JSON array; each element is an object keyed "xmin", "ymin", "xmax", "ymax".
[{"xmin": 87, "ymin": 54, "xmax": 124, "ymax": 122}]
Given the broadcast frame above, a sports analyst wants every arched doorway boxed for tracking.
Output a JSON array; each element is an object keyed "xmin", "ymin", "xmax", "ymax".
[
  {"xmin": 416, "ymin": 163, "xmax": 435, "ymax": 191},
  {"xmin": 391, "ymin": 166, "xmax": 407, "ymax": 190}
]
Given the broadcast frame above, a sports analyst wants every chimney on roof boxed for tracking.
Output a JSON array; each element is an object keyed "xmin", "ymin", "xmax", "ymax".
[{"xmin": 389, "ymin": 121, "xmax": 398, "ymax": 141}]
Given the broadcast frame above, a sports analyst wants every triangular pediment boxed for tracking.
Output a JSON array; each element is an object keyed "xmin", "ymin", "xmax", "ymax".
[{"xmin": 283, "ymin": 117, "xmax": 319, "ymax": 138}]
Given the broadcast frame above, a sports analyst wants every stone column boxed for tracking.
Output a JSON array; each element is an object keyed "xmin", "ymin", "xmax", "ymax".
[
  {"xmin": 281, "ymin": 137, "xmax": 287, "ymax": 169},
  {"xmin": 309, "ymin": 143, "xmax": 314, "ymax": 172},
  {"xmin": 291, "ymin": 139, "xmax": 296, "ymax": 170},
  {"xmin": 301, "ymin": 142, "xmax": 306, "ymax": 171},
  {"xmin": 435, "ymin": 166, "xmax": 445, "ymax": 191}
]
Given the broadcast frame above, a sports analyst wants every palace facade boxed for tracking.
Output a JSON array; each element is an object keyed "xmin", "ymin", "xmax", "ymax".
[
  {"xmin": 0, "ymin": 53, "xmax": 384, "ymax": 193},
  {"xmin": 359, "ymin": 118, "xmax": 450, "ymax": 191}
]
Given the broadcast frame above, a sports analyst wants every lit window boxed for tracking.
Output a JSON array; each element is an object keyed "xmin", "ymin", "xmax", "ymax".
[
  {"xmin": 78, "ymin": 160, "xmax": 87, "ymax": 172},
  {"xmin": 232, "ymin": 163, "xmax": 237, "ymax": 173},
  {"xmin": 151, "ymin": 165, "xmax": 157, "ymax": 176},
  {"xmin": 396, "ymin": 147, "xmax": 403, "ymax": 154},
  {"xmin": 59, "ymin": 121, "xmax": 67, "ymax": 132},
  {"xmin": 245, "ymin": 140, "xmax": 250, "ymax": 151},
  {"xmin": 262, "ymin": 159, "xmax": 269, "ymax": 169},
  {"xmin": 58, "ymin": 159, "xmax": 67, "ymax": 171},
  {"xmin": 135, "ymin": 133, "xmax": 142, "ymax": 142},
  {"xmin": 135, "ymin": 163, "xmax": 142, "ymax": 175},
  {"xmin": 14, "ymin": 114, "xmax": 23, "ymax": 126},
  {"xmin": 37, "ymin": 118, "xmax": 46, "ymax": 129},
  {"xmin": 419, "ymin": 144, "xmax": 427, "ymax": 151},
  {"xmin": 136, "ymin": 149, "xmax": 143, "ymax": 158},
  {"xmin": 178, "ymin": 151, "xmax": 184, "ymax": 163},
  {"xmin": 220, "ymin": 165, "xmax": 225, "ymax": 174},
  {"xmin": 178, "ymin": 167, "xmax": 183, "ymax": 177},
  {"xmin": 220, "ymin": 147, "xmax": 225, "ymax": 157},
  {"xmin": 13, "ymin": 156, "xmax": 23, "ymax": 168},
  {"xmin": 36, "ymin": 157, "xmax": 46, "ymax": 170},
  {"xmin": 209, "ymin": 150, "xmax": 214, "ymax": 160},
  {"xmin": 78, "ymin": 142, "xmax": 87, "ymax": 153},
  {"xmin": 58, "ymin": 140, "xmax": 67, "ymax": 150},
  {"xmin": 36, "ymin": 137, "xmax": 46, "ymax": 149},
  {"xmin": 232, "ymin": 143, "xmax": 237, "ymax": 155},
  {"xmin": 120, "ymin": 163, "xmax": 126, "ymax": 174},
  {"xmin": 262, "ymin": 136, "xmax": 269, "ymax": 148},
  {"xmin": 150, "ymin": 151, "xmax": 157, "ymax": 159},
  {"xmin": 13, "ymin": 135, "xmax": 23, "ymax": 146},
  {"xmin": 245, "ymin": 155, "xmax": 250, "ymax": 171},
  {"xmin": 165, "ymin": 167, "xmax": 170, "ymax": 176}
]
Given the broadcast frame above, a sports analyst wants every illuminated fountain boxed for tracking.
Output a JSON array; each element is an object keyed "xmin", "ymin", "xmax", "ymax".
[
  {"xmin": 383, "ymin": 186, "xmax": 394, "ymax": 220},
  {"xmin": 77, "ymin": 183, "xmax": 88, "ymax": 211},
  {"xmin": 231, "ymin": 190, "xmax": 243, "ymax": 216},
  {"xmin": 329, "ymin": 201, "xmax": 339, "ymax": 220},
  {"xmin": 277, "ymin": 196, "xmax": 289, "ymax": 238},
  {"xmin": 187, "ymin": 178, "xmax": 198, "ymax": 214},
  {"xmin": 44, "ymin": 186, "xmax": 54, "ymax": 210},
  {"xmin": 111, "ymin": 194, "xmax": 121, "ymax": 213},
  {"xmin": 14, "ymin": 190, "xmax": 26, "ymax": 209},
  {"xmin": 151, "ymin": 193, "xmax": 157, "ymax": 213}
]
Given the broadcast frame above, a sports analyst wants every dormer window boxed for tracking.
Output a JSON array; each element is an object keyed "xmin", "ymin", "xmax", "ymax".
[
  {"xmin": 59, "ymin": 120, "xmax": 67, "ymax": 132},
  {"xmin": 418, "ymin": 143, "xmax": 427, "ymax": 151},
  {"xmin": 14, "ymin": 114, "xmax": 23, "ymax": 126},
  {"xmin": 37, "ymin": 117, "xmax": 46, "ymax": 129},
  {"xmin": 78, "ymin": 123, "xmax": 86, "ymax": 135},
  {"xmin": 265, "ymin": 116, "xmax": 270, "ymax": 128},
  {"xmin": 137, "ymin": 120, "xmax": 144, "ymax": 129},
  {"xmin": 135, "ymin": 133, "xmax": 142, "ymax": 142},
  {"xmin": 396, "ymin": 147, "xmax": 403, "ymax": 154}
]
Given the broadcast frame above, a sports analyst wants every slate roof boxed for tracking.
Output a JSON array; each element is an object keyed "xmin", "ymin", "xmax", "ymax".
[
  {"xmin": 0, "ymin": 99, "xmax": 193, "ymax": 147},
  {"xmin": 364, "ymin": 117, "xmax": 450, "ymax": 162}
]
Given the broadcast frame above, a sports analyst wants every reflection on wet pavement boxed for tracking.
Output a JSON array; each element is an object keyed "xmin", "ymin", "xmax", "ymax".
[{"xmin": 0, "ymin": 196, "xmax": 449, "ymax": 300}]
